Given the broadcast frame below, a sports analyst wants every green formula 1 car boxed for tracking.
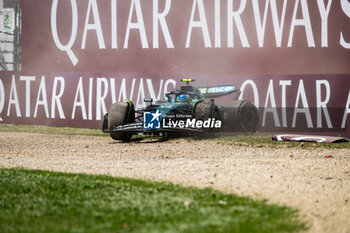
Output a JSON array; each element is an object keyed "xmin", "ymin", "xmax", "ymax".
[{"xmin": 102, "ymin": 79, "xmax": 259, "ymax": 141}]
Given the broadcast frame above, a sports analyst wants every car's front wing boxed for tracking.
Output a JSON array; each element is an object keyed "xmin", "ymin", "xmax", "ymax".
[{"xmin": 102, "ymin": 122, "xmax": 203, "ymax": 134}]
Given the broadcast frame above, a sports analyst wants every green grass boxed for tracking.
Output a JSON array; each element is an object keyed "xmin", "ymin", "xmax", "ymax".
[
  {"xmin": 0, "ymin": 124, "xmax": 107, "ymax": 137},
  {"xmin": 1, "ymin": 123, "xmax": 347, "ymax": 148},
  {"xmin": 215, "ymin": 135, "xmax": 350, "ymax": 149},
  {"xmin": 0, "ymin": 124, "xmax": 159, "ymax": 141},
  {"xmin": 0, "ymin": 168, "xmax": 306, "ymax": 233}
]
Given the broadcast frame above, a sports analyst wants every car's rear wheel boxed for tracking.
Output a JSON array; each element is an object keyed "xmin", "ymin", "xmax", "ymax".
[
  {"xmin": 108, "ymin": 101, "xmax": 135, "ymax": 141},
  {"xmin": 227, "ymin": 100, "xmax": 259, "ymax": 133},
  {"xmin": 193, "ymin": 100, "xmax": 219, "ymax": 132}
]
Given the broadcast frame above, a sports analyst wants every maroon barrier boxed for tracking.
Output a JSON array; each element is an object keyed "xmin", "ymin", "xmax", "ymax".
[
  {"xmin": 0, "ymin": 72, "xmax": 349, "ymax": 136},
  {"xmin": 0, "ymin": 0, "xmax": 350, "ymax": 136},
  {"xmin": 20, "ymin": 0, "xmax": 350, "ymax": 74}
]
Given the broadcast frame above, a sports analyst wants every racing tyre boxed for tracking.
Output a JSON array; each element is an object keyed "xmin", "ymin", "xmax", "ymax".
[
  {"xmin": 227, "ymin": 100, "xmax": 259, "ymax": 133},
  {"xmin": 108, "ymin": 101, "xmax": 135, "ymax": 141},
  {"xmin": 193, "ymin": 100, "xmax": 219, "ymax": 132},
  {"xmin": 102, "ymin": 113, "xmax": 108, "ymax": 131}
]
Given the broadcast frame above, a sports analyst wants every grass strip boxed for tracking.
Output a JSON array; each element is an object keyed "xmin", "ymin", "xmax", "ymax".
[
  {"xmin": 0, "ymin": 124, "xmax": 106, "ymax": 137},
  {"xmin": 0, "ymin": 168, "xmax": 306, "ymax": 233},
  {"xmin": 215, "ymin": 135, "xmax": 350, "ymax": 149},
  {"xmin": 2, "ymin": 123, "xmax": 347, "ymax": 148}
]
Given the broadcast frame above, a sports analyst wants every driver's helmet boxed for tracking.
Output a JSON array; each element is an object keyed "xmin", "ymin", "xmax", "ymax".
[{"xmin": 177, "ymin": 94, "xmax": 190, "ymax": 103}]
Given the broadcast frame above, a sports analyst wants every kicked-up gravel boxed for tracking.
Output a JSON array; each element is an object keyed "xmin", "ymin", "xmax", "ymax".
[{"xmin": 0, "ymin": 132, "xmax": 349, "ymax": 233}]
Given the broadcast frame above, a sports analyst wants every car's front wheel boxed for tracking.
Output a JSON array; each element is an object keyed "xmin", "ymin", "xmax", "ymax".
[{"xmin": 107, "ymin": 101, "xmax": 135, "ymax": 141}]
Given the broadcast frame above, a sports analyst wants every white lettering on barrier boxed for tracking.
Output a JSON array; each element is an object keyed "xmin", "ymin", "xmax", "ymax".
[
  {"xmin": 124, "ymin": 0, "xmax": 149, "ymax": 49},
  {"xmin": 147, "ymin": 79, "xmax": 164, "ymax": 102},
  {"xmin": 292, "ymin": 80, "xmax": 313, "ymax": 128},
  {"xmin": 111, "ymin": 0, "xmax": 117, "ymax": 49},
  {"xmin": 136, "ymin": 78, "xmax": 146, "ymax": 109},
  {"xmin": 317, "ymin": 0, "xmax": 332, "ymax": 47},
  {"xmin": 0, "ymin": 79, "xmax": 4, "ymax": 121},
  {"xmin": 263, "ymin": 80, "xmax": 281, "ymax": 127},
  {"xmin": 214, "ymin": 0, "xmax": 221, "ymax": 48},
  {"xmin": 164, "ymin": 79, "xmax": 176, "ymax": 96},
  {"xmin": 88, "ymin": 78, "xmax": 93, "ymax": 120},
  {"xmin": 288, "ymin": 0, "xmax": 315, "ymax": 47},
  {"xmin": 153, "ymin": 0, "xmax": 173, "ymax": 49},
  {"xmin": 1, "ymin": 75, "xmax": 350, "ymax": 132},
  {"xmin": 118, "ymin": 78, "xmax": 129, "ymax": 102},
  {"xmin": 342, "ymin": 91, "xmax": 350, "ymax": 128},
  {"xmin": 239, "ymin": 80, "xmax": 259, "ymax": 108},
  {"xmin": 34, "ymin": 76, "xmax": 49, "ymax": 118},
  {"xmin": 0, "ymin": 76, "xmax": 177, "ymax": 122},
  {"xmin": 50, "ymin": 0, "xmax": 350, "ymax": 66},
  {"xmin": 227, "ymin": 0, "xmax": 249, "ymax": 48},
  {"xmin": 51, "ymin": 0, "xmax": 78, "ymax": 66},
  {"xmin": 20, "ymin": 76, "xmax": 35, "ymax": 117},
  {"xmin": 239, "ymin": 79, "xmax": 340, "ymax": 129},
  {"xmin": 186, "ymin": 0, "xmax": 211, "ymax": 48},
  {"xmin": 81, "ymin": 0, "xmax": 106, "ymax": 50},
  {"xmin": 316, "ymin": 80, "xmax": 332, "ymax": 128},
  {"xmin": 279, "ymin": 80, "xmax": 291, "ymax": 127},
  {"xmin": 72, "ymin": 77, "xmax": 87, "ymax": 120},
  {"xmin": 252, "ymin": 0, "xmax": 288, "ymax": 48},
  {"xmin": 7, "ymin": 76, "xmax": 21, "ymax": 117},
  {"xmin": 340, "ymin": 0, "xmax": 350, "ymax": 49},
  {"xmin": 110, "ymin": 78, "xmax": 117, "ymax": 104},
  {"xmin": 2, "ymin": 76, "xmax": 67, "ymax": 120},
  {"xmin": 129, "ymin": 79, "xmax": 137, "ymax": 101},
  {"xmin": 96, "ymin": 78, "xmax": 108, "ymax": 121},
  {"xmin": 51, "ymin": 77, "xmax": 66, "ymax": 119}
]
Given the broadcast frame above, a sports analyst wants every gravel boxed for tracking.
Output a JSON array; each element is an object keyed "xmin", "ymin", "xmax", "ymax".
[{"xmin": 0, "ymin": 132, "xmax": 349, "ymax": 233}]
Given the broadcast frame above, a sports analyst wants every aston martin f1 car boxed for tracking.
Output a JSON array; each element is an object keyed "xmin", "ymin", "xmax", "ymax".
[{"xmin": 102, "ymin": 79, "xmax": 259, "ymax": 141}]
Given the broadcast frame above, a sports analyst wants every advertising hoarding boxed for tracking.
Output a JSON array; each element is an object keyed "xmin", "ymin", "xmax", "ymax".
[{"xmin": 0, "ymin": 0, "xmax": 349, "ymax": 135}]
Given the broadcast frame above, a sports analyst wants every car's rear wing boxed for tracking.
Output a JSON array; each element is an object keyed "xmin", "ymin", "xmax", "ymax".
[{"xmin": 198, "ymin": 85, "xmax": 240, "ymax": 98}]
